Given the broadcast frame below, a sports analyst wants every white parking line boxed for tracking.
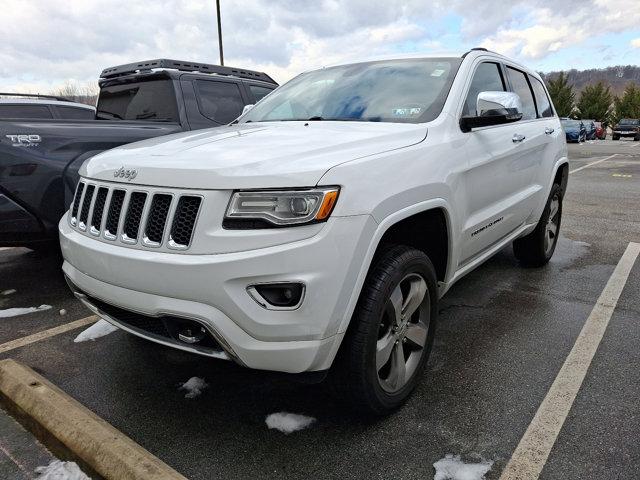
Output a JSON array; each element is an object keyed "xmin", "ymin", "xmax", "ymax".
[
  {"xmin": 0, "ymin": 315, "xmax": 97, "ymax": 354},
  {"xmin": 569, "ymin": 154, "xmax": 617, "ymax": 174},
  {"xmin": 499, "ymin": 242, "xmax": 640, "ymax": 480}
]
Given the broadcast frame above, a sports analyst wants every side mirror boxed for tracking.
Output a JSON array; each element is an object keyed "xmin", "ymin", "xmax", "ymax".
[
  {"xmin": 460, "ymin": 91, "xmax": 523, "ymax": 132},
  {"xmin": 241, "ymin": 104, "xmax": 255, "ymax": 116}
]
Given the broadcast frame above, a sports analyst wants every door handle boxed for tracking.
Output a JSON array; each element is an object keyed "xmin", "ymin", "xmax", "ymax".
[
  {"xmin": 545, "ymin": 127, "xmax": 555, "ymax": 135},
  {"xmin": 512, "ymin": 134, "xmax": 526, "ymax": 143}
]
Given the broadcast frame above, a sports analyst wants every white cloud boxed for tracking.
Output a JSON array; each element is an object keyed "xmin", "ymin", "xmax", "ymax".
[
  {"xmin": 481, "ymin": 2, "xmax": 640, "ymax": 59},
  {"xmin": 631, "ymin": 38, "xmax": 640, "ymax": 48}
]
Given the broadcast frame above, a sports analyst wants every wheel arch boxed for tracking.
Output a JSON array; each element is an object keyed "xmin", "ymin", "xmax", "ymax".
[{"xmin": 334, "ymin": 199, "xmax": 454, "ymax": 337}]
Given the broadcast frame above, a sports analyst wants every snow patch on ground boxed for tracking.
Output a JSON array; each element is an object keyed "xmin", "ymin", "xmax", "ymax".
[
  {"xmin": 35, "ymin": 460, "xmax": 90, "ymax": 479},
  {"xmin": 73, "ymin": 319, "xmax": 118, "ymax": 342},
  {"xmin": 0, "ymin": 304, "xmax": 51, "ymax": 318},
  {"xmin": 1, "ymin": 289, "xmax": 16, "ymax": 295},
  {"xmin": 433, "ymin": 454, "xmax": 493, "ymax": 480},
  {"xmin": 265, "ymin": 412, "xmax": 316, "ymax": 434},
  {"xmin": 179, "ymin": 377, "xmax": 208, "ymax": 398}
]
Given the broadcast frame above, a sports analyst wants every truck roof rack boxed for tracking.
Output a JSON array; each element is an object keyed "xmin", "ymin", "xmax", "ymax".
[
  {"xmin": 99, "ymin": 59, "xmax": 277, "ymax": 84},
  {"xmin": 0, "ymin": 92, "xmax": 68, "ymax": 101}
]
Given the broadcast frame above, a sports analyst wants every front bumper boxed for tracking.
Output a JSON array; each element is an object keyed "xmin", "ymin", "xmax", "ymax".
[{"xmin": 60, "ymin": 212, "xmax": 376, "ymax": 373}]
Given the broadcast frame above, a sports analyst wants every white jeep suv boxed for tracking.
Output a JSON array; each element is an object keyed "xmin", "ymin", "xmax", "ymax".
[{"xmin": 60, "ymin": 49, "xmax": 567, "ymax": 414}]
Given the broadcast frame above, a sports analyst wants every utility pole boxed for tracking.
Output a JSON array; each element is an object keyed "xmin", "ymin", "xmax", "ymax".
[{"xmin": 216, "ymin": 0, "xmax": 224, "ymax": 65}]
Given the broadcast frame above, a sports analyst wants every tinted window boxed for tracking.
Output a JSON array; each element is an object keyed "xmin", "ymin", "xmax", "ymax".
[
  {"xmin": 507, "ymin": 67, "xmax": 536, "ymax": 120},
  {"xmin": 620, "ymin": 119, "xmax": 639, "ymax": 125},
  {"xmin": 242, "ymin": 58, "xmax": 462, "ymax": 124},
  {"xmin": 249, "ymin": 85, "xmax": 274, "ymax": 103},
  {"xmin": 97, "ymin": 79, "xmax": 178, "ymax": 121},
  {"xmin": 56, "ymin": 105, "xmax": 95, "ymax": 120},
  {"xmin": 462, "ymin": 62, "xmax": 505, "ymax": 116},
  {"xmin": 195, "ymin": 80, "xmax": 245, "ymax": 124},
  {"xmin": 529, "ymin": 76, "xmax": 553, "ymax": 118},
  {"xmin": 0, "ymin": 104, "xmax": 53, "ymax": 119}
]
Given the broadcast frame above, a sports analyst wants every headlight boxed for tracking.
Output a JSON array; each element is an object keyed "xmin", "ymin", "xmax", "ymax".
[{"xmin": 224, "ymin": 187, "xmax": 340, "ymax": 228}]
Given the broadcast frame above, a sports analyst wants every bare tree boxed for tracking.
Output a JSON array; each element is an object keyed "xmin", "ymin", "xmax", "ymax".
[{"xmin": 51, "ymin": 81, "xmax": 99, "ymax": 106}]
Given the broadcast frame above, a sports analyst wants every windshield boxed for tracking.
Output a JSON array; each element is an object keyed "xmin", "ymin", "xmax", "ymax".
[
  {"xmin": 240, "ymin": 58, "xmax": 462, "ymax": 124},
  {"xmin": 97, "ymin": 79, "xmax": 178, "ymax": 122},
  {"xmin": 619, "ymin": 118, "xmax": 639, "ymax": 125}
]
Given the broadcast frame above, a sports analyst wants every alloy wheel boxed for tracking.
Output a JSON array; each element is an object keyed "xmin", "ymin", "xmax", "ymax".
[
  {"xmin": 545, "ymin": 194, "xmax": 560, "ymax": 255},
  {"xmin": 376, "ymin": 273, "xmax": 430, "ymax": 393}
]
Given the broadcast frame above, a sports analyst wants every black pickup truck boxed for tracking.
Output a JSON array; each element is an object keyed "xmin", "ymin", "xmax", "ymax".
[
  {"xmin": 612, "ymin": 118, "xmax": 640, "ymax": 141},
  {"xmin": 0, "ymin": 59, "xmax": 277, "ymax": 249}
]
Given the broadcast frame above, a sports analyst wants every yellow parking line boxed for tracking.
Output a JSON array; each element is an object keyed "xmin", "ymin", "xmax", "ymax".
[
  {"xmin": 0, "ymin": 316, "xmax": 97, "ymax": 354},
  {"xmin": 499, "ymin": 242, "xmax": 640, "ymax": 480}
]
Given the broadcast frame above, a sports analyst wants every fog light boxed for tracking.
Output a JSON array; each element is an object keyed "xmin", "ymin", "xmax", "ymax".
[{"xmin": 247, "ymin": 282, "xmax": 305, "ymax": 310}]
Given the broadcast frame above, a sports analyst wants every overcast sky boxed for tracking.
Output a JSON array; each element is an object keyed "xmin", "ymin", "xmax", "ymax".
[{"xmin": 2, "ymin": 0, "xmax": 640, "ymax": 93}]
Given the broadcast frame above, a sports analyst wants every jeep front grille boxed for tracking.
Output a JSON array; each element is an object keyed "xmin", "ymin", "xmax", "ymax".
[{"xmin": 70, "ymin": 181, "xmax": 202, "ymax": 250}]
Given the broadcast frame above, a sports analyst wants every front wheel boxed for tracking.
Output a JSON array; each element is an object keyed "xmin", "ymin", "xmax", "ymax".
[
  {"xmin": 513, "ymin": 184, "xmax": 562, "ymax": 267},
  {"xmin": 332, "ymin": 245, "xmax": 438, "ymax": 415}
]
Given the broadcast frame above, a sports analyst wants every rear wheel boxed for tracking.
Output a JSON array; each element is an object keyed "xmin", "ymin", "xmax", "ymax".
[
  {"xmin": 332, "ymin": 245, "xmax": 438, "ymax": 415},
  {"xmin": 613, "ymin": 134, "xmax": 619, "ymax": 141},
  {"xmin": 513, "ymin": 184, "xmax": 562, "ymax": 267}
]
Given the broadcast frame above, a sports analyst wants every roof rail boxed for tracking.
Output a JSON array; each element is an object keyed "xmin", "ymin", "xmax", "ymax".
[
  {"xmin": 461, "ymin": 47, "xmax": 490, "ymax": 58},
  {"xmin": 99, "ymin": 59, "xmax": 277, "ymax": 84},
  {"xmin": 0, "ymin": 92, "xmax": 67, "ymax": 101}
]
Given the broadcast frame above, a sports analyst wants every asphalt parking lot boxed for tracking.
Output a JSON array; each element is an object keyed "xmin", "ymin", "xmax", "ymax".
[{"xmin": 1, "ymin": 138, "xmax": 639, "ymax": 479}]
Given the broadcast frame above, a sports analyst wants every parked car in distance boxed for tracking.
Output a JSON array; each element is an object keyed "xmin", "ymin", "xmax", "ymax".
[
  {"xmin": 60, "ymin": 48, "xmax": 568, "ymax": 414},
  {"xmin": 582, "ymin": 119, "xmax": 596, "ymax": 140},
  {"xmin": 0, "ymin": 93, "xmax": 95, "ymax": 120},
  {"xmin": 0, "ymin": 59, "xmax": 277, "ymax": 249},
  {"xmin": 612, "ymin": 118, "xmax": 640, "ymax": 141},
  {"xmin": 594, "ymin": 121, "xmax": 606, "ymax": 140},
  {"xmin": 561, "ymin": 118, "xmax": 586, "ymax": 142}
]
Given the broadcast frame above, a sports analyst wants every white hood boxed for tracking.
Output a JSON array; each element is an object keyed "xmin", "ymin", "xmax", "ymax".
[{"xmin": 82, "ymin": 122, "xmax": 427, "ymax": 189}]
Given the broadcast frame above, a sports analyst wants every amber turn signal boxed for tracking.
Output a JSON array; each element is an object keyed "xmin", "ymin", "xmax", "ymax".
[{"xmin": 315, "ymin": 190, "xmax": 339, "ymax": 220}]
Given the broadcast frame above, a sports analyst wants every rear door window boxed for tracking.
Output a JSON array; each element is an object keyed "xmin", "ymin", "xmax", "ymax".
[
  {"xmin": 97, "ymin": 79, "xmax": 179, "ymax": 122},
  {"xmin": 506, "ymin": 67, "xmax": 537, "ymax": 120},
  {"xmin": 0, "ymin": 104, "xmax": 53, "ymax": 119},
  {"xmin": 529, "ymin": 76, "xmax": 554, "ymax": 118},
  {"xmin": 195, "ymin": 80, "xmax": 245, "ymax": 124},
  {"xmin": 248, "ymin": 84, "xmax": 274, "ymax": 103},
  {"xmin": 55, "ymin": 105, "xmax": 95, "ymax": 120},
  {"xmin": 462, "ymin": 62, "xmax": 505, "ymax": 117}
]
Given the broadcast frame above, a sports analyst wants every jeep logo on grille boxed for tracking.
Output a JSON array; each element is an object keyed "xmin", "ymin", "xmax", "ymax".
[{"xmin": 114, "ymin": 167, "xmax": 138, "ymax": 181}]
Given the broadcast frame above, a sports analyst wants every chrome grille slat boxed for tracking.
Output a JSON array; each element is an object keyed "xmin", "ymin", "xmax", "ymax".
[
  {"xmin": 122, "ymin": 192, "xmax": 147, "ymax": 243},
  {"xmin": 70, "ymin": 181, "xmax": 201, "ymax": 251},
  {"xmin": 104, "ymin": 189, "xmax": 126, "ymax": 240},
  {"xmin": 143, "ymin": 194, "xmax": 172, "ymax": 247},
  {"xmin": 70, "ymin": 182, "xmax": 85, "ymax": 226},
  {"xmin": 169, "ymin": 196, "xmax": 202, "ymax": 249},
  {"xmin": 90, "ymin": 187, "xmax": 109, "ymax": 236},
  {"xmin": 78, "ymin": 184, "xmax": 95, "ymax": 231}
]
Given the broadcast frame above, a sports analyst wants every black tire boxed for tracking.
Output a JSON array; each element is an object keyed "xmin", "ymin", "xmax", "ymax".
[
  {"xmin": 612, "ymin": 135, "xmax": 619, "ymax": 141},
  {"xmin": 331, "ymin": 245, "xmax": 438, "ymax": 415},
  {"xmin": 513, "ymin": 184, "xmax": 562, "ymax": 267},
  {"xmin": 634, "ymin": 135, "xmax": 639, "ymax": 141}
]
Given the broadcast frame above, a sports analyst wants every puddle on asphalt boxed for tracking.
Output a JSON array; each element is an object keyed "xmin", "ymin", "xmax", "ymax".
[{"xmin": 550, "ymin": 236, "xmax": 591, "ymax": 267}]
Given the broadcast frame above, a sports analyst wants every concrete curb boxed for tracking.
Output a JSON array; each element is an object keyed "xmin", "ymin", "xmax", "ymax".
[{"xmin": 0, "ymin": 359, "xmax": 187, "ymax": 480}]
